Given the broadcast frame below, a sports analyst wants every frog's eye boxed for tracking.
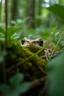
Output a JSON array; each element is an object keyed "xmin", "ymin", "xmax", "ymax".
[
  {"xmin": 21, "ymin": 39, "xmax": 25, "ymax": 44},
  {"xmin": 39, "ymin": 39, "xmax": 43, "ymax": 46}
]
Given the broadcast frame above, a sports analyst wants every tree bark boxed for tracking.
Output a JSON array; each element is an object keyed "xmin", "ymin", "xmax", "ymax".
[
  {"xmin": 27, "ymin": 0, "xmax": 36, "ymax": 29},
  {"xmin": 11, "ymin": 0, "xmax": 19, "ymax": 24},
  {"xmin": 37, "ymin": 0, "xmax": 42, "ymax": 26}
]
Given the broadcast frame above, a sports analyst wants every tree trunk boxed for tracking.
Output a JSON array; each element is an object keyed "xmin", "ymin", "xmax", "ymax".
[
  {"xmin": 0, "ymin": 0, "xmax": 2, "ymax": 22},
  {"xmin": 27, "ymin": 0, "xmax": 36, "ymax": 29},
  {"xmin": 38, "ymin": 0, "xmax": 42, "ymax": 16},
  {"xmin": 11, "ymin": 0, "xmax": 19, "ymax": 24},
  {"xmin": 36, "ymin": 0, "xmax": 42, "ymax": 26}
]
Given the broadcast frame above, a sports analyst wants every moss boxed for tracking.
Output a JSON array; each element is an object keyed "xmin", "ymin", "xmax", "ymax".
[
  {"xmin": 6, "ymin": 43, "xmax": 47, "ymax": 70},
  {"xmin": 0, "ymin": 42, "xmax": 47, "ymax": 82},
  {"xmin": 21, "ymin": 47, "xmax": 46, "ymax": 66},
  {"xmin": 23, "ymin": 44, "xmax": 44, "ymax": 55}
]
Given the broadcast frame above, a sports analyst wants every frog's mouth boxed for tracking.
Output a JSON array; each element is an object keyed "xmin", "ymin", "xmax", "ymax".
[{"xmin": 21, "ymin": 37, "xmax": 43, "ymax": 47}]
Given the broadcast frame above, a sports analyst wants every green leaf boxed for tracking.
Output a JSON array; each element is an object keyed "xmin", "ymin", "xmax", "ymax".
[
  {"xmin": 11, "ymin": 21, "xmax": 16, "ymax": 25},
  {"xmin": 16, "ymin": 19, "xmax": 23, "ymax": 23},
  {"xmin": 60, "ymin": 41, "xmax": 64, "ymax": 46},
  {"xmin": 0, "ymin": 28, "xmax": 5, "ymax": 40},
  {"xmin": 7, "ymin": 82, "xmax": 31, "ymax": 96},
  {"xmin": 10, "ymin": 30, "xmax": 23, "ymax": 40},
  {"xmin": 52, "ymin": 26, "xmax": 57, "ymax": 34},
  {"xmin": 0, "ymin": 33, "xmax": 5, "ymax": 41},
  {"xmin": 0, "ymin": 33, "xmax": 5, "ymax": 37},
  {"xmin": 10, "ymin": 73, "xmax": 24, "ymax": 88},
  {"xmin": 0, "ymin": 84, "xmax": 11, "ymax": 93},
  {"xmin": 0, "ymin": 27, "xmax": 5, "ymax": 33},
  {"xmin": 15, "ymin": 82, "xmax": 31, "ymax": 94},
  {"xmin": 47, "ymin": 4, "xmax": 64, "ymax": 21},
  {"xmin": 7, "ymin": 26, "xmax": 23, "ymax": 40},
  {"xmin": 47, "ymin": 52, "xmax": 64, "ymax": 96}
]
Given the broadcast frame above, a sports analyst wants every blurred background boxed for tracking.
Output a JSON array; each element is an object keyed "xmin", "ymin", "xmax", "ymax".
[{"xmin": 0, "ymin": 0, "xmax": 64, "ymax": 39}]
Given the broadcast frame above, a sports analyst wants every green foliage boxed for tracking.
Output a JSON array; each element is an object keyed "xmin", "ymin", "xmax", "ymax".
[
  {"xmin": 47, "ymin": 4, "xmax": 64, "ymax": 21},
  {"xmin": 0, "ymin": 73, "xmax": 31, "ymax": 96},
  {"xmin": 47, "ymin": 52, "xmax": 64, "ymax": 96},
  {"xmin": 0, "ymin": 84, "xmax": 11, "ymax": 93},
  {"xmin": 7, "ymin": 25, "xmax": 24, "ymax": 40},
  {"xmin": 10, "ymin": 73, "xmax": 24, "ymax": 88},
  {"xmin": 0, "ymin": 25, "xmax": 24, "ymax": 41},
  {"xmin": 0, "ymin": 50, "xmax": 7, "ymax": 63}
]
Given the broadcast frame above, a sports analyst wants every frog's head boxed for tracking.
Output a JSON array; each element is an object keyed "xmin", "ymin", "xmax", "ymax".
[
  {"xmin": 21, "ymin": 37, "xmax": 43, "ymax": 53},
  {"xmin": 21, "ymin": 37, "xmax": 43, "ymax": 48}
]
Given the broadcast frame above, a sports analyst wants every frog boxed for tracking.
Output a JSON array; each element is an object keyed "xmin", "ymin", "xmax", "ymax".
[
  {"xmin": 21, "ymin": 37, "xmax": 61, "ymax": 60},
  {"xmin": 21, "ymin": 37, "xmax": 47, "ymax": 59}
]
